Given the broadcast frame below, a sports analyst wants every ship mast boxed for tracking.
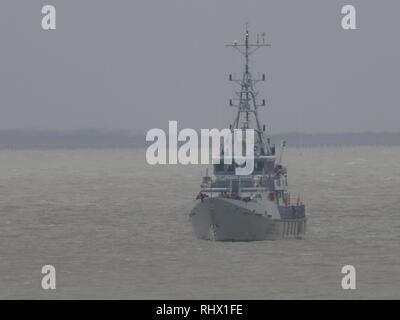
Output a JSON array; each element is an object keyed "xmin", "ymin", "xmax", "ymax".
[{"xmin": 226, "ymin": 25, "xmax": 271, "ymax": 155}]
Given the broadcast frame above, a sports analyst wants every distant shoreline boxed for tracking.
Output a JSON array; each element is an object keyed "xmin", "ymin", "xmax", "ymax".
[{"xmin": 1, "ymin": 129, "xmax": 400, "ymax": 149}]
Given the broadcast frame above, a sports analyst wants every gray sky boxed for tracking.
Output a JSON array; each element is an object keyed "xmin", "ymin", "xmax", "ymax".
[{"xmin": 0, "ymin": 0, "xmax": 399, "ymax": 134}]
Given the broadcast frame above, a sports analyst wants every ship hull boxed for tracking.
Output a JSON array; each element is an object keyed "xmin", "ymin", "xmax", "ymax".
[{"xmin": 190, "ymin": 197, "xmax": 306, "ymax": 241}]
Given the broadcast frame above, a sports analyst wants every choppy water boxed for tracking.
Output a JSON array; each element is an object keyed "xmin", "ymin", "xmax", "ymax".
[{"xmin": 0, "ymin": 146, "xmax": 399, "ymax": 299}]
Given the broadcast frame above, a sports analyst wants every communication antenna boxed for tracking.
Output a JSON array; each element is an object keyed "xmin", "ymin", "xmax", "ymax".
[{"xmin": 261, "ymin": 32, "xmax": 266, "ymax": 44}]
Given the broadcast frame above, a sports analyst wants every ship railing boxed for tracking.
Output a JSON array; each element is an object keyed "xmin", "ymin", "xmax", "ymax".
[
  {"xmin": 240, "ymin": 187, "xmax": 267, "ymax": 192},
  {"xmin": 200, "ymin": 188, "xmax": 230, "ymax": 198},
  {"xmin": 274, "ymin": 177, "xmax": 288, "ymax": 191},
  {"xmin": 200, "ymin": 186, "xmax": 267, "ymax": 198}
]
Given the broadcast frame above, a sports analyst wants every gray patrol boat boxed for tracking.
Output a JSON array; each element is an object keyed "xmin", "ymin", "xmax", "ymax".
[{"xmin": 190, "ymin": 28, "xmax": 306, "ymax": 241}]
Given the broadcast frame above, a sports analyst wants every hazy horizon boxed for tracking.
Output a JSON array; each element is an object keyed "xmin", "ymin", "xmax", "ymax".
[{"xmin": 1, "ymin": 128, "xmax": 400, "ymax": 148}]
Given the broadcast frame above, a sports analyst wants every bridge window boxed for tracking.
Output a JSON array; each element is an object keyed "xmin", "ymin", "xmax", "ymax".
[{"xmin": 254, "ymin": 161, "xmax": 264, "ymax": 173}]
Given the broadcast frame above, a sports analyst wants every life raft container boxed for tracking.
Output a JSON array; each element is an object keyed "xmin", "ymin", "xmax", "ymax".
[
  {"xmin": 268, "ymin": 192, "xmax": 275, "ymax": 201},
  {"xmin": 283, "ymin": 197, "xmax": 289, "ymax": 206}
]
